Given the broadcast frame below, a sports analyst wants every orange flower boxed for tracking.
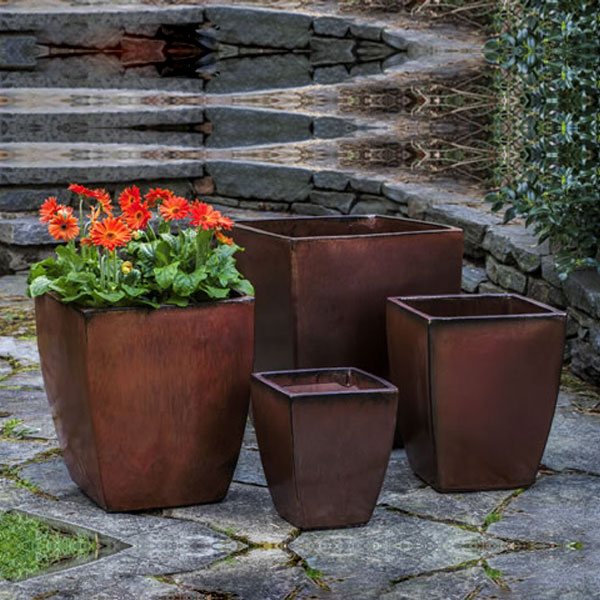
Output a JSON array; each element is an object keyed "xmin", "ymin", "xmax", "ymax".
[
  {"xmin": 68, "ymin": 184, "xmax": 97, "ymax": 199},
  {"xmin": 118, "ymin": 186, "xmax": 142, "ymax": 211},
  {"xmin": 90, "ymin": 217, "xmax": 132, "ymax": 251},
  {"xmin": 88, "ymin": 204, "xmax": 101, "ymax": 223},
  {"xmin": 92, "ymin": 189, "xmax": 113, "ymax": 216},
  {"xmin": 48, "ymin": 208, "xmax": 79, "ymax": 241},
  {"xmin": 123, "ymin": 200, "xmax": 152, "ymax": 231},
  {"xmin": 188, "ymin": 201, "xmax": 229, "ymax": 230},
  {"xmin": 159, "ymin": 196, "xmax": 190, "ymax": 221},
  {"xmin": 144, "ymin": 188, "xmax": 174, "ymax": 208},
  {"xmin": 215, "ymin": 213, "xmax": 233, "ymax": 231},
  {"xmin": 39, "ymin": 196, "xmax": 60, "ymax": 224},
  {"xmin": 215, "ymin": 231, "xmax": 234, "ymax": 245}
]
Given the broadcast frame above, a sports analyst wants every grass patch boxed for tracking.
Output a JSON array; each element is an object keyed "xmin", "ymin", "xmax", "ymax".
[
  {"xmin": 483, "ymin": 512, "xmax": 502, "ymax": 529},
  {"xmin": 1, "ymin": 417, "xmax": 35, "ymax": 440},
  {"xmin": 0, "ymin": 464, "xmax": 56, "ymax": 500},
  {"xmin": 0, "ymin": 307, "xmax": 36, "ymax": 338},
  {"xmin": 0, "ymin": 511, "xmax": 98, "ymax": 581}
]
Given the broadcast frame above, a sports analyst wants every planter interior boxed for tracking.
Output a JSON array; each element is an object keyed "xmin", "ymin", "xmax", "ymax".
[
  {"xmin": 252, "ymin": 367, "xmax": 398, "ymax": 529},
  {"xmin": 386, "ymin": 294, "xmax": 566, "ymax": 492},
  {"xmin": 36, "ymin": 293, "xmax": 254, "ymax": 511},
  {"xmin": 234, "ymin": 215, "xmax": 463, "ymax": 379}
]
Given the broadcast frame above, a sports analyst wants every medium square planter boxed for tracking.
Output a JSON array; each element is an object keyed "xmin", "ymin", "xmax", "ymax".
[
  {"xmin": 234, "ymin": 215, "xmax": 463, "ymax": 376},
  {"xmin": 386, "ymin": 294, "xmax": 566, "ymax": 492},
  {"xmin": 251, "ymin": 367, "xmax": 398, "ymax": 529},
  {"xmin": 35, "ymin": 293, "xmax": 254, "ymax": 511}
]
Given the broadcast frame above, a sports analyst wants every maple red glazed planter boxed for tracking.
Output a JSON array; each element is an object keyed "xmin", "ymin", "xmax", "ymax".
[
  {"xmin": 35, "ymin": 293, "xmax": 254, "ymax": 511},
  {"xmin": 251, "ymin": 367, "xmax": 398, "ymax": 529},
  {"xmin": 387, "ymin": 294, "xmax": 566, "ymax": 492},
  {"xmin": 234, "ymin": 215, "xmax": 463, "ymax": 377}
]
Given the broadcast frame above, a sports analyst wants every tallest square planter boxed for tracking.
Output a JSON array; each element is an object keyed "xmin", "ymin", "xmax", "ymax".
[{"xmin": 234, "ymin": 215, "xmax": 463, "ymax": 376}]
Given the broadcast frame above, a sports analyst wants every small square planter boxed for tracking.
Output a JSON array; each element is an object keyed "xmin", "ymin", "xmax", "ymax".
[
  {"xmin": 251, "ymin": 367, "xmax": 398, "ymax": 529},
  {"xmin": 35, "ymin": 293, "xmax": 254, "ymax": 511},
  {"xmin": 234, "ymin": 215, "xmax": 463, "ymax": 377},
  {"xmin": 386, "ymin": 294, "xmax": 566, "ymax": 492}
]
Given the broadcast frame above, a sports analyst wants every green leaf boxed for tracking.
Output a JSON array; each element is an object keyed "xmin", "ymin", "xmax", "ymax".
[
  {"xmin": 234, "ymin": 278, "xmax": 254, "ymax": 297},
  {"xmin": 154, "ymin": 262, "xmax": 180, "ymax": 291},
  {"xmin": 173, "ymin": 268, "xmax": 206, "ymax": 297},
  {"xmin": 200, "ymin": 284, "xmax": 230, "ymax": 299},
  {"xmin": 166, "ymin": 295, "xmax": 189, "ymax": 307},
  {"xmin": 92, "ymin": 290, "xmax": 126, "ymax": 304},
  {"xmin": 28, "ymin": 276, "xmax": 53, "ymax": 298}
]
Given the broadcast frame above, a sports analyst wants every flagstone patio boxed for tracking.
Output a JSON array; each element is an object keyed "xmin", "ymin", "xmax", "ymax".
[{"xmin": 0, "ymin": 272, "xmax": 599, "ymax": 599}]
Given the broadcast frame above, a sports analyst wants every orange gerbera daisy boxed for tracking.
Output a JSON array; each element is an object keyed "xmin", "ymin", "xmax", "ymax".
[
  {"xmin": 189, "ymin": 201, "xmax": 221, "ymax": 230},
  {"xmin": 48, "ymin": 208, "xmax": 79, "ymax": 241},
  {"xmin": 39, "ymin": 196, "xmax": 60, "ymax": 224},
  {"xmin": 123, "ymin": 200, "xmax": 152, "ymax": 231},
  {"xmin": 118, "ymin": 186, "xmax": 142, "ymax": 211},
  {"xmin": 144, "ymin": 188, "xmax": 174, "ymax": 208},
  {"xmin": 93, "ymin": 188, "xmax": 113, "ymax": 216},
  {"xmin": 215, "ymin": 231, "xmax": 234, "ymax": 245},
  {"xmin": 159, "ymin": 196, "xmax": 190, "ymax": 221},
  {"xmin": 68, "ymin": 184, "xmax": 97, "ymax": 199},
  {"xmin": 90, "ymin": 217, "xmax": 132, "ymax": 251},
  {"xmin": 215, "ymin": 213, "xmax": 233, "ymax": 231}
]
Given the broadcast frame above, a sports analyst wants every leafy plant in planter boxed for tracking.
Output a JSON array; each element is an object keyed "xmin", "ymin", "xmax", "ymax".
[
  {"xmin": 28, "ymin": 184, "xmax": 253, "ymax": 307},
  {"xmin": 28, "ymin": 185, "xmax": 255, "ymax": 511}
]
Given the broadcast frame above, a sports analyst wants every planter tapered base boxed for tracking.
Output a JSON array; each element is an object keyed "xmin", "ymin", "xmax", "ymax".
[
  {"xmin": 252, "ymin": 368, "xmax": 397, "ymax": 529},
  {"xmin": 36, "ymin": 293, "xmax": 254, "ymax": 511}
]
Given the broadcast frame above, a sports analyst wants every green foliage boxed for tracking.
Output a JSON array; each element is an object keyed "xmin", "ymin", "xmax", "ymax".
[
  {"xmin": 484, "ymin": 0, "xmax": 600, "ymax": 277},
  {"xmin": 0, "ymin": 512, "xmax": 97, "ymax": 581},
  {"xmin": 483, "ymin": 512, "xmax": 503, "ymax": 528},
  {"xmin": 0, "ymin": 418, "xmax": 35, "ymax": 439}
]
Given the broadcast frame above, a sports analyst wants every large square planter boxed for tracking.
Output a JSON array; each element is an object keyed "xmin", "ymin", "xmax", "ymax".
[
  {"xmin": 35, "ymin": 293, "xmax": 254, "ymax": 511},
  {"xmin": 251, "ymin": 367, "xmax": 398, "ymax": 529},
  {"xmin": 386, "ymin": 294, "xmax": 566, "ymax": 491},
  {"xmin": 234, "ymin": 215, "xmax": 463, "ymax": 376}
]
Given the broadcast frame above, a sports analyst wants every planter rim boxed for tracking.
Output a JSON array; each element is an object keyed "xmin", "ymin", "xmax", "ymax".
[
  {"xmin": 41, "ymin": 292, "xmax": 254, "ymax": 317},
  {"xmin": 235, "ymin": 214, "xmax": 461, "ymax": 242},
  {"xmin": 387, "ymin": 293, "xmax": 566, "ymax": 323},
  {"xmin": 252, "ymin": 367, "xmax": 398, "ymax": 399}
]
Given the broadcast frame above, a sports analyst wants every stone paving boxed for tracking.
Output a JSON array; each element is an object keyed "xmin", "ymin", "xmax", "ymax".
[{"xmin": 0, "ymin": 272, "xmax": 599, "ymax": 599}]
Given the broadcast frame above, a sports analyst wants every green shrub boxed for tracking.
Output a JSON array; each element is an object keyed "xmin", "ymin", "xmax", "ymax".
[{"xmin": 484, "ymin": 0, "xmax": 599, "ymax": 277}]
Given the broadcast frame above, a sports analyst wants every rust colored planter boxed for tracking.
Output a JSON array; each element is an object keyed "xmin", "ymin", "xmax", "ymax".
[
  {"xmin": 251, "ymin": 367, "xmax": 398, "ymax": 529},
  {"xmin": 35, "ymin": 293, "xmax": 254, "ymax": 511},
  {"xmin": 387, "ymin": 294, "xmax": 566, "ymax": 492},
  {"xmin": 234, "ymin": 215, "xmax": 463, "ymax": 377}
]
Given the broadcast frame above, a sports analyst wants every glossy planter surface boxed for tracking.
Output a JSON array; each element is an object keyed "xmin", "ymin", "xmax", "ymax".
[
  {"xmin": 35, "ymin": 293, "xmax": 254, "ymax": 511},
  {"xmin": 387, "ymin": 294, "xmax": 566, "ymax": 492},
  {"xmin": 251, "ymin": 367, "xmax": 398, "ymax": 529},
  {"xmin": 234, "ymin": 215, "xmax": 463, "ymax": 377}
]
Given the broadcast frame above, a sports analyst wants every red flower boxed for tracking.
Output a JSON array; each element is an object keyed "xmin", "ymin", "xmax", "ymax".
[
  {"xmin": 144, "ymin": 188, "xmax": 174, "ymax": 208},
  {"xmin": 215, "ymin": 213, "xmax": 233, "ymax": 231},
  {"xmin": 159, "ymin": 196, "xmax": 190, "ymax": 221},
  {"xmin": 90, "ymin": 217, "xmax": 132, "ymax": 251},
  {"xmin": 48, "ymin": 208, "xmax": 79, "ymax": 241},
  {"xmin": 39, "ymin": 196, "xmax": 60, "ymax": 224},
  {"xmin": 188, "ymin": 201, "xmax": 232, "ymax": 230},
  {"xmin": 92, "ymin": 188, "xmax": 113, "ymax": 216},
  {"xmin": 123, "ymin": 200, "xmax": 152, "ymax": 231},
  {"xmin": 215, "ymin": 231, "xmax": 234, "ymax": 245},
  {"xmin": 68, "ymin": 184, "xmax": 97, "ymax": 199},
  {"xmin": 118, "ymin": 186, "xmax": 142, "ymax": 211}
]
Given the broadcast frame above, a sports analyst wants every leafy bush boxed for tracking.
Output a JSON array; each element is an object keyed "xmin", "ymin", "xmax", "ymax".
[{"xmin": 484, "ymin": 0, "xmax": 599, "ymax": 277}]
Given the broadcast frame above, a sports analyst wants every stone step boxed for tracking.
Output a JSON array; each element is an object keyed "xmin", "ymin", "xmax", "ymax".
[{"xmin": 0, "ymin": 109, "xmax": 358, "ymax": 147}]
